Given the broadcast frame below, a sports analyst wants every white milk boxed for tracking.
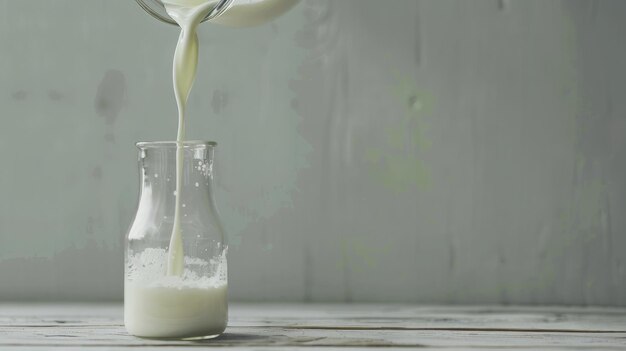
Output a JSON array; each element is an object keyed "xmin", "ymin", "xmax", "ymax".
[
  {"xmin": 162, "ymin": 0, "xmax": 299, "ymax": 277},
  {"xmin": 125, "ymin": 248, "xmax": 228, "ymax": 338},
  {"xmin": 125, "ymin": 284, "xmax": 227, "ymax": 338},
  {"xmin": 162, "ymin": 0, "xmax": 219, "ymax": 277},
  {"xmin": 125, "ymin": 0, "xmax": 297, "ymax": 339},
  {"xmin": 212, "ymin": 0, "xmax": 299, "ymax": 27}
]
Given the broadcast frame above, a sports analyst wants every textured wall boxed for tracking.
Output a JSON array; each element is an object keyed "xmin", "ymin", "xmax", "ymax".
[{"xmin": 0, "ymin": 0, "xmax": 624, "ymax": 305}]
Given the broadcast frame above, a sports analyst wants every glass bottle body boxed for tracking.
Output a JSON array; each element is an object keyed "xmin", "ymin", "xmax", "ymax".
[{"xmin": 124, "ymin": 141, "xmax": 227, "ymax": 339}]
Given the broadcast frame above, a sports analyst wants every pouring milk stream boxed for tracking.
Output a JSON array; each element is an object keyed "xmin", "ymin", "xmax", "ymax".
[
  {"xmin": 162, "ymin": 0, "xmax": 214, "ymax": 277},
  {"xmin": 124, "ymin": 0, "xmax": 298, "ymax": 339},
  {"xmin": 162, "ymin": 0, "xmax": 298, "ymax": 276}
]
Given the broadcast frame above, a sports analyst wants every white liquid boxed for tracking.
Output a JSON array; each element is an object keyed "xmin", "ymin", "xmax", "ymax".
[
  {"xmin": 161, "ymin": 0, "xmax": 299, "ymax": 276},
  {"xmin": 162, "ymin": 0, "xmax": 219, "ymax": 277},
  {"xmin": 125, "ymin": 249, "xmax": 228, "ymax": 338},
  {"xmin": 124, "ymin": 0, "xmax": 297, "ymax": 339},
  {"xmin": 127, "ymin": 2, "xmax": 219, "ymax": 334},
  {"xmin": 211, "ymin": 0, "xmax": 299, "ymax": 27},
  {"xmin": 125, "ymin": 283, "xmax": 227, "ymax": 338}
]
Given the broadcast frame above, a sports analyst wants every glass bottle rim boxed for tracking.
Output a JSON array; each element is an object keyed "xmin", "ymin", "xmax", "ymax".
[
  {"xmin": 134, "ymin": 0, "xmax": 234, "ymax": 26},
  {"xmin": 136, "ymin": 140, "xmax": 217, "ymax": 149}
]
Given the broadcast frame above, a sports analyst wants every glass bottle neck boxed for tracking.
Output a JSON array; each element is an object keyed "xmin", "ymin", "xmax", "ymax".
[{"xmin": 135, "ymin": 141, "xmax": 217, "ymax": 207}]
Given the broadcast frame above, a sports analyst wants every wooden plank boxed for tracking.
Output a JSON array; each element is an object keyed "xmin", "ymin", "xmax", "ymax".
[
  {"xmin": 6, "ymin": 348, "xmax": 613, "ymax": 351},
  {"xmin": 1, "ymin": 326, "xmax": 625, "ymax": 349},
  {"xmin": 228, "ymin": 304, "xmax": 626, "ymax": 332},
  {"xmin": 3, "ymin": 304, "xmax": 625, "ymax": 332},
  {"xmin": 1, "ymin": 304, "xmax": 625, "ymax": 349}
]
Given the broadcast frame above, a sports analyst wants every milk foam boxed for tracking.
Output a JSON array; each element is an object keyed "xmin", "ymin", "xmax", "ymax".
[{"xmin": 125, "ymin": 248, "xmax": 227, "ymax": 338}]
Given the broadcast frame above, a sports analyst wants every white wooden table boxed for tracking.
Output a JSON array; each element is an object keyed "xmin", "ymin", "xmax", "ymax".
[{"xmin": 1, "ymin": 304, "xmax": 625, "ymax": 350}]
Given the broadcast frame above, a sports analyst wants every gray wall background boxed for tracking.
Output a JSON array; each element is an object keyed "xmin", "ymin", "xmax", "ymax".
[{"xmin": 0, "ymin": 0, "xmax": 625, "ymax": 305}]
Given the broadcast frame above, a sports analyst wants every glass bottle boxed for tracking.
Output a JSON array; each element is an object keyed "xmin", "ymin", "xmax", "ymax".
[
  {"xmin": 124, "ymin": 141, "xmax": 227, "ymax": 339},
  {"xmin": 134, "ymin": 0, "xmax": 300, "ymax": 27}
]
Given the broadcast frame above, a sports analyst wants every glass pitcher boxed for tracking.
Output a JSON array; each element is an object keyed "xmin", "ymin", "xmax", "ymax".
[
  {"xmin": 124, "ymin": 141, "xmax": 227, "ymax": 339},
  {"xmin": 135, "ymin": 0, "xmax": 300, "ymax": 27}
]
